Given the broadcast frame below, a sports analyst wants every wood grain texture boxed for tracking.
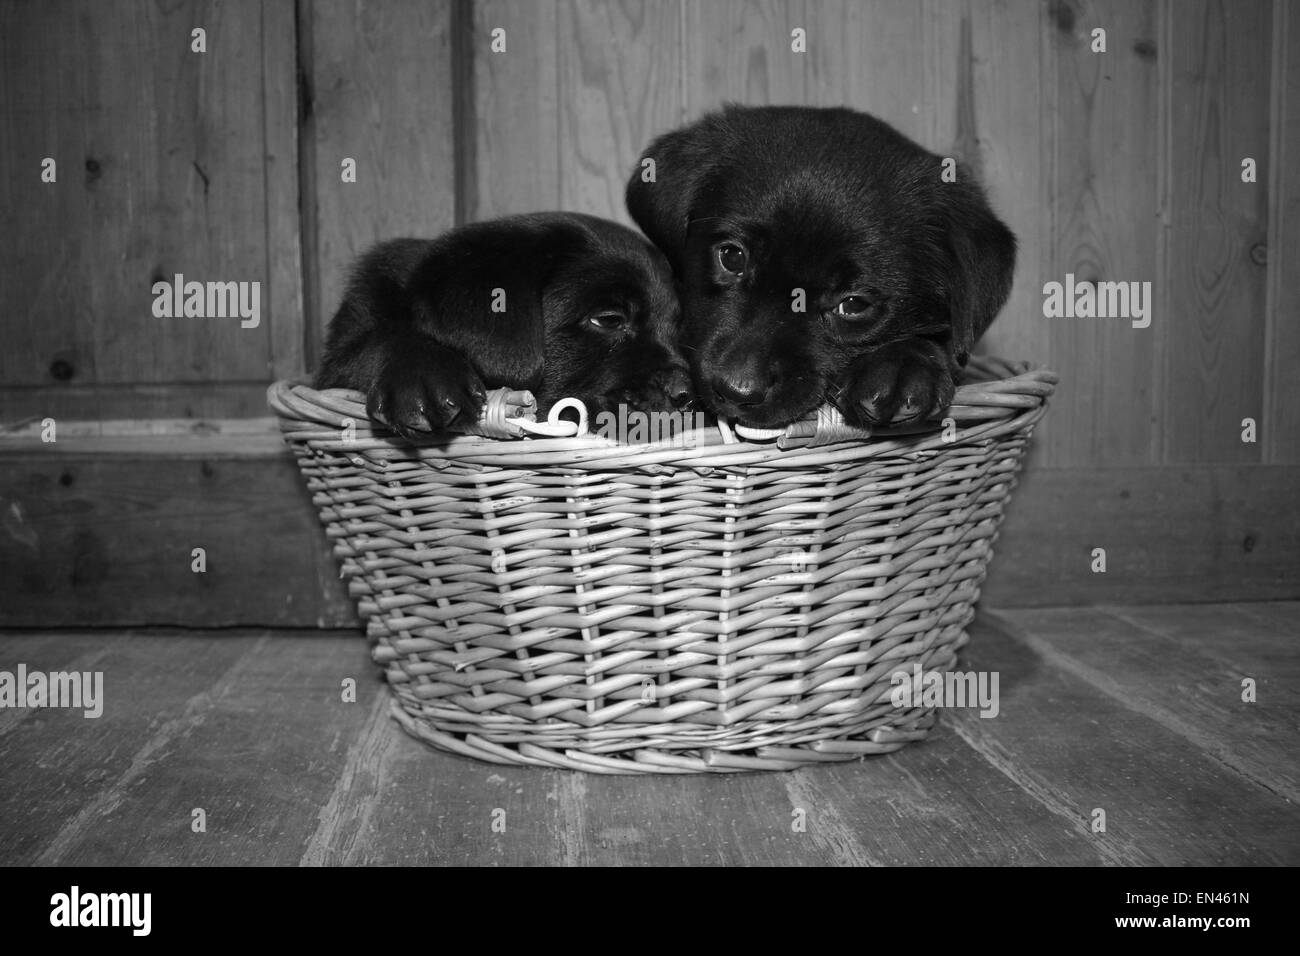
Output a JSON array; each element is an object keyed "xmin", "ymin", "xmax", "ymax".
[
  {"xmin": 966, "ymin": 0, "xmax": 1050, "ymax": 473},
  {"xmin": 0, "ymin": 632, "xmax": 252, "ymax": 865},
  {"xmin": 776, "ymin": 728, "xmax": 1114, "ymax": 865},
  {"xmin": 4, "ymin": 610, "xmax": 1295, "ymax": 865},
  {"xmin": 0, "ymin": 1, "xmax": 293, "ymax": 401},
  {"xmin": 305, "ymin": 717, "xmax": 1113, "ymax": 865},
  {"xmin": 804, "ymin": 0, "xmax": 958, "ymax": 147},
  {"xmin": 982, "ymin": 463, "xmax": 1300, "ymax": 607},
  {"xmin": 954, "ymin": 612, "xmax": 1297, "ymax": 865},
  {"xmin": 1043, "ymin": 0, "xmax": 1161, "ymax": 468},
  {"xmin": 1, "ymin": 415, "xmax": 280, "ymax": 445},
  {"xmin": 0, "ymin": 450, "xmax": 359, "ymax": 629},
  {"xmin": 1160, "ymin": 0, "xmax": 1271, "ymax": 464},
  {"xmin": 309, "ymin": 730, "xmax": 823, "ymax": 865},
  {"xmin": 0, "ymin": 632, "xmax": 126, "ymax": 744},
  {"xmin": 301, "ymin": 0, "xmax": 457, "ymax": 362},
  {"xmin": 1225, "ymin": 601, "xmax": 1300, "ymax": 649},
  {"xmin": 0, "ymin": 382, "xmax": 278, "ymax": 423},
  {"xmin": 1264, "ymin": 0, "xmax": 1300, "ymax": 463},
  {"xmin": 0, "ymin": 632, "xmax": 372, "ymax": 866},
  {"xmin": 471, "ymin": 0, "xmax": 561, "ymax": 218},
  {"xmin": 992, "ymin": 606, "xmax": 1299, "ymax": 803},
  {"xmin": 556, "ymin": 0, "xmax": 683, "ymax": 224},
  {"xmin": 262, "ymin": 0, "xmax": 307, "ymax": 380},
  {"xmin": 1094, "ymin": 602, "xmax": 1299, "ymax": 701},
  {"xmin": 684, "ymin": 0, "xmax": 807, "ymax": 112}
]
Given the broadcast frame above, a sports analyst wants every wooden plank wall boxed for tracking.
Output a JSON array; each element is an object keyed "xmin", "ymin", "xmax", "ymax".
[
  {"xmin": 0, "ymin": 0, "xmax": 302, "ymax": 420},
  {"xmin": 299, "ymin": 0, "xmax": 458, "ymax": 369},
  {"xmin": 1, "ymin": 0, "xmax": 1297, "ymax": 627}
]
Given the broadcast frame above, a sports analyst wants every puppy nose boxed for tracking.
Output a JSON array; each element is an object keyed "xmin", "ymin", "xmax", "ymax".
[
  {"xmin": 665, "ymin": 368, "xmax": 694, "ymax": 409},
  {"xmin": 713, "ymin": 375, "xmax": 767, "ymax": 407}
]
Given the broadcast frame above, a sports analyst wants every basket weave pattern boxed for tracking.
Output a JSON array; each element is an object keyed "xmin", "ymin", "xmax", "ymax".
[{"xmin": 269, "ymin": 356, "xmax": 1055, "ymax": 773}]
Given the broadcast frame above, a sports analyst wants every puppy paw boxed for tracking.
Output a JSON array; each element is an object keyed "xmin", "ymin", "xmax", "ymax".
[
  {"xmin": 366, "ymin": 344, "xmax": 486, "ymax": 440},
  {"xmin": 840, "ymin": 339, "xmax": 955, "ymax": 428}
]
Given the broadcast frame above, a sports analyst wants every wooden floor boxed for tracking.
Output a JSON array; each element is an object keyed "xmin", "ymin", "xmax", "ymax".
[{"xmin": 1, "ymin": 602, "xmax": 1296, "ymax": 866}]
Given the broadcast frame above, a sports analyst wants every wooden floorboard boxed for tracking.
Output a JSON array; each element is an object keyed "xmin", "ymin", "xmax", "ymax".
[
  {"xmin": 44, "ymin": 633, "xmax": 373, "ymax": 866},
  {"xmin": 0, "ymin": 633, "xmax": 254, "ymax": 865},
  {"xmin": 305, "ymin": 709, "xmax": 825, "ymax": 866},
  {"xmin": 1, "ymin": 603, "xmax": 1297, "ymax": 866},
  {"xmin": 0, "ymin": 631, "xmax": 125, "ymax": 743},
  {"xmin": 298, "ymin": 709, "xmax": 1111, "ymax": 866},
  {"xmin": 773, "ymin": 732, "xmax": 1113, "ymax": 866},
  {"xmin": 1100, "ymin": 602, "xmax": 1299, "ymax": 684},
  {"xmin": 0, "ymin": 632, "xmax": 370, "ymax": 866},
  {"xmin": 955, "ymin": 612, "xmax": 1298, "ymax": 865},
  {"xmin": 996, "ymin": 606, "xmax": 1298, "ymax": 802}
]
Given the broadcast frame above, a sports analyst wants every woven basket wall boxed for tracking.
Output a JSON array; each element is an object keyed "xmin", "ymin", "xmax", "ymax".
[{"xmin": 269, "ymin": 355, "xmax": 1055, "ymax": 773}]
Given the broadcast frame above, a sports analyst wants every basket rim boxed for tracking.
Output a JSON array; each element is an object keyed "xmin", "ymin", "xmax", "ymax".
[{"xmin": 268, "ymin": 354, "xmax": 1056, "ymax": 466}]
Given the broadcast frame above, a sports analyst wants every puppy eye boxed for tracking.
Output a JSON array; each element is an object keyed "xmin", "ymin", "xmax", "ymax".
[
  {"xmin": 716, "ymin": 243, "xmax": 747, "ymax": 276},
  {"xmin": 833, "ymin": 295, "xmax": 874, "ymax": 318},
  {"xmin": 588, "ymin": 311, "xmax": 628, "ymax": 331}
]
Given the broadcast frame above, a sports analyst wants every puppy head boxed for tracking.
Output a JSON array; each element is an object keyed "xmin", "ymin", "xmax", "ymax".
[
  {"xmin": 626, "ymin": 105, "xmax": 1015, "ymax": 428},
  {"xmin": 538, "ymin": 215, "xmax": 690, "ymax": 418},
  {"xmin": 398, "ymin": 213, "xmax": 691, "ymax": 419}
]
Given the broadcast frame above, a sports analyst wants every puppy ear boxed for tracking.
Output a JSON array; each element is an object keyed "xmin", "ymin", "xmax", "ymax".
[
  {"xmin": 625, "ymin": 120, "xmax": 719, "ymax": 268},
  {"xmin": 943, "ymin": 187, "xmax": 1016, "ymax": 365},
  {"xmin": 406, "ymin": 218, "xmax": 590, "ymax": 390}
]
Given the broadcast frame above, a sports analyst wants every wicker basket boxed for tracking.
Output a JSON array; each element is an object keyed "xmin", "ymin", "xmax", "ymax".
[{"xmin": 268, "ymin": 355, "xmax": 1055, "ymax": 773}]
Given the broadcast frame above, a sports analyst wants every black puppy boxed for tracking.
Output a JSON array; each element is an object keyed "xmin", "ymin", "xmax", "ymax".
[
  {"xmin": 626, "ymin": 104, "xmax": 1015, "ymax": 429},
  {"xmin": 316, "ymin": 212, "xmax": 691, "ymax": 440}
]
